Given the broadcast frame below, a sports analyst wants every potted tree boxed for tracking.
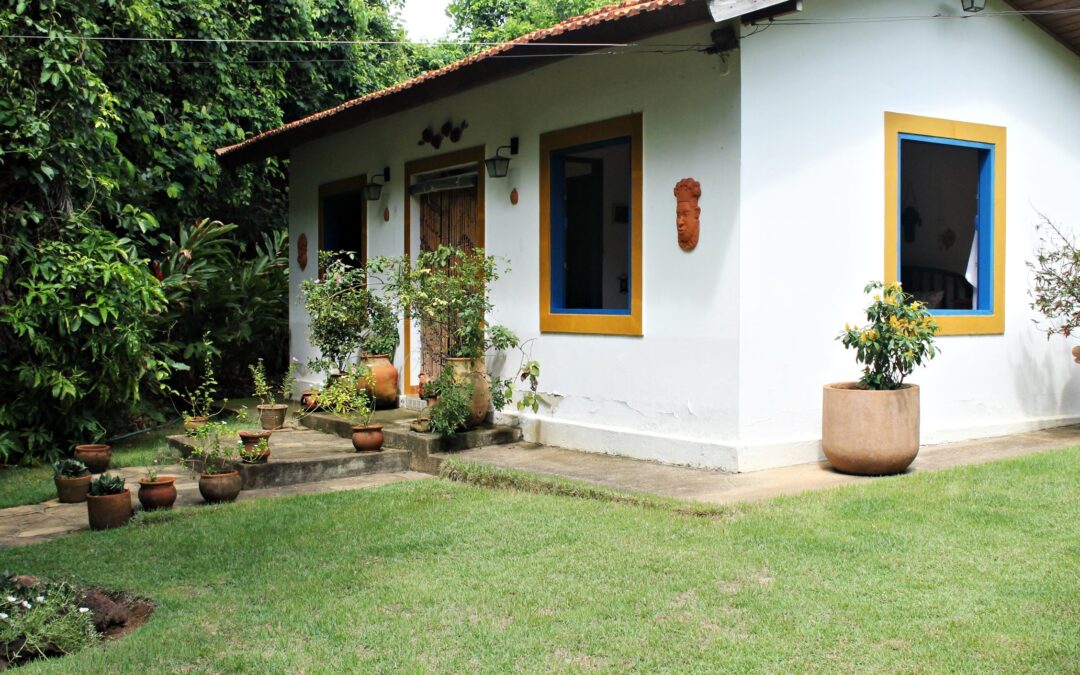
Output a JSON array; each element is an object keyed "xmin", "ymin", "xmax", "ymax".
[
  {"xmin": 360, "ymin": 292, "xmax": 401, "ymax": 409},
  {"xmin": 320, "ymin": 366, "xmax": 382, "ymax": 452},
  {"xmin": 250, "ymin": 359, "xmax": 296, "ymax": 430},
  {"xmin": 86, "ymin": 473, "xmax": 133, "ymax": 530},
  {"xmin": 137, "ymin": 451, "xmax": 177, "ymax": 511},
  {"xmin": 53, "ymin": 459, "xmax": 92, "ymax": 503},
  {"xmin": 823, "ymin": 281, "xmax": 939, "ymax": 475},
  {"xmin": 374, "ymin": 245, "xmax": 541, "ymax": 435},
  {"xmin": 188, "ymin": 421, "xmax": 242, "ymax": 503}
]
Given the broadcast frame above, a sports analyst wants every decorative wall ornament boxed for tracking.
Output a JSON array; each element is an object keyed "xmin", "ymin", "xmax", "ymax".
[
  {"xmin": 418, "ymin": 119, "xmax": 468, "ymax": 150},
  {"xmin": 510, "ymin": 188, "xmax": 519, "ymax": 205},
  {"xmin": 297, "ymin": 233, "xmax": 309, "ymax": 271},
  {"xmin": 674, "ymin": 178, "xmax": 701, "ymax": 251},
  {"xmin": 383, "ymin": 208, "xmax": 391, "ymax": 223}
]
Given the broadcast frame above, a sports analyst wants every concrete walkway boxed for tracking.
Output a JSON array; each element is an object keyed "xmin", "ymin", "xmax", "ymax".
[
  {"xmin": 453, "ymin": 424, "xmax": 1080, "ymax": 505},
  {"xmin": 0, "ymin": 465, "xmax": 430, "ymax": 548}
]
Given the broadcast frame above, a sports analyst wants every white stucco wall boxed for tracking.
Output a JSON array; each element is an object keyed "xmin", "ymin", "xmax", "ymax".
[
  {"xmin": 736, "ymin": 0, "xmax": 1080, "ymax": 470},
  {"xmin": 288, "ymin": 25, "xmax": 744, "ymax": 469}
]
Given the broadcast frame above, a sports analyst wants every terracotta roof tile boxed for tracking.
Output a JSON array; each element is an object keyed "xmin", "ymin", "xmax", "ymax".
[{"xmin": 216, "ymin": 0, "xmax": 701, "ymax": 164}]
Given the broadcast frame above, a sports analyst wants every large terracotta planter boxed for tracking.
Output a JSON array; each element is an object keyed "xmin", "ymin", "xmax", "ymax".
[
  {"xmin": 54, "ymin": 475, "xmax": 92, "ymax": 503},
  {"xmin": 258, "ymin": 404, "xmax": 288, "ymax": 430},
  {"xmin": 138, "ymin": 477, "xmax": 177, "ymax": 511},
  {"xmin": 361, "ymin": 354, "xmax": 400, "ymax": 409},
  {"xmin": 198, "ymin": 471, "xmax": 242, "ymax": 504},
  {"xmin": 74, "ymin": 444, "xmax": 111, "ymax": 473},
  {"xmin": 350, "ymin": 424, "xmax": 384, "ymax": 452},
  {"xmin": 183, "ymin": 416, "xmax": 209, "ymax": 432},
  {"xmin": 238, "ymin": 430, "xmax": 272, "ymax": 463},
  {"xmin": 447, "ymin": 357, "xmax": 491, "ymax": 428},
  {"xmin": 821, "ymin": 382, "xmax": 920, "ymax": 475},
  {"xmin": 86, "ymin": 490, "xmax": 133, "ymax": 530}
]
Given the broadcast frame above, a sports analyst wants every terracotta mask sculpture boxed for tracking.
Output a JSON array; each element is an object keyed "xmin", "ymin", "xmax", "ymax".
[
  {"xmin": 297, "ymin": 233, "xmax": 309, "ymax": 271},
  {"xmin": 674, "ymin": 178, "xmax": 701, "ymax": 251}
]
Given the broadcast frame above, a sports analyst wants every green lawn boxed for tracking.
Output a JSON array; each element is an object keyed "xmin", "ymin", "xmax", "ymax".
[{"xmin": 1, "ymin": 448, "xmax": 1077, "ymax": 672}]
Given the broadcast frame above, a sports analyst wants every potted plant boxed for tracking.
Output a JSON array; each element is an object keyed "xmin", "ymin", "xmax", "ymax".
[
  {"xmin": 188, "ymin": 421, "xmax": 242, "ymax": 503},
  {"xmin": 86, "ymin": 473, "xmax": 132, "ymax": 530},
  {"xmin": 374, "ymin": 245, "xmax": 541, "ymax": 435},
  {"xmin": 823, "ymin": 281, "xmax": 939, "ymax": 475},
  {"xmin": 233, "ymin": 406, "xmax": 273, "ymax": 463},
  {"xmin": 72, "ymin": 443, "xmax": 111, "ymax": 473},
  {"xmin": 53, "ymin": 459, "xmax": 92, "ymax": 503},
  {"xmin": 137, "ymin": 450, "xmax": 177, "ymax": 511},
  {"xmin": 250, "ymin": 358, "xmax": 296, "ymax": 430},
  {"xmin": 320, "ymin": 366, "xmax": 382, "ymax": 452},
  {"xmin": 300, "ymin": 253, "xmax": 401, "ymax": 407},
  {"xmin": 177, "ymin": 344, "xmax": 226, "ymax": 431}
]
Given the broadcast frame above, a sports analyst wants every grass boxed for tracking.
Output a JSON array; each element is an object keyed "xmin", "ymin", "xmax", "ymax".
[
  {"xmin": 1, "ymin": 448, "xmax": 1077, "ymax": 672},
  {"xmin": 0, "ymin": 414, "xmax": 259, "ymax": 510}
]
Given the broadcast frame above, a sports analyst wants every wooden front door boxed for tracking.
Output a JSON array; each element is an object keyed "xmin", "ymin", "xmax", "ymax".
[{"xmin": 418, "ymin": 186, "xmax": 481, "ymax": 382}]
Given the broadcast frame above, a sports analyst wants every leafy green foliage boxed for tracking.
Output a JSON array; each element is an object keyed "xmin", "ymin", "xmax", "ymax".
[
  {"xmin": 839, "ymin": 281, "xmax": 939, "ymax": 390},
  {"xmin": 317, "ymin": 366, "xmax": 374, "ymax": 426},
  {"xmin": 89, "ymin": 473, "xmax": 126, "ymax": 496},
  {"xmin": 187, "ymin": 421, "xmax": 235, "ymax": 475},
  {"xmin": 52, "ymin": 459, "xmax": 90, "ymax": 479},
  {"xmin": 428, "ymin": 368, "xmax": 473, "ymax": 436},
  {"xmin": 0, "ymin": 576, "xmax": 97, "ymax": 668},
  {"xmin": 448, "ymin": 0, "xmax": 612, "ymax": 45},
  {"xmin": 1027, "ymin": 214, "xmax": 1080, "ymax": 339}
]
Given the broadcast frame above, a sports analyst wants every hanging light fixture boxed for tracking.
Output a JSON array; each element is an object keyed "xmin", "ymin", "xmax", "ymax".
[
  {"xmin": 961, "ymin": 0, "xmax": 986, "ymax": 12},
  {"xmin": 362, "ymin": 167, "xmax": 390, "ymax": 201},
  {"xmin": 485, "ymin": 137, "xmax": 519, "ymax": 178}
]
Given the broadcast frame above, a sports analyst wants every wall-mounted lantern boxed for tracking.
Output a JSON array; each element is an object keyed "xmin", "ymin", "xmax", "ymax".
[
  {"xmin": 485, "ymin": 137, "xmax": 519, "ymax": 178},
  {"xmin": 961, "ymin": 0, "xmax": 986, "ymax": 12},
  {"xmin": 363, "ymin": 167, "xmax": 390, "ymax": 201}
]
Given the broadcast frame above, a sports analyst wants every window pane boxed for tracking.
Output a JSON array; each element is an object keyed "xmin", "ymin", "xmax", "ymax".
[
  {"xmin": 322, "ymin": 189, "xmax": 365, "ymax": 263},
  {"xmin": 899, "ymin": 139, "xmax": 985, "ymax": 311},
  {"xmin": 552, "ymin": 138, "xmax": 631, "ymax": 312}
]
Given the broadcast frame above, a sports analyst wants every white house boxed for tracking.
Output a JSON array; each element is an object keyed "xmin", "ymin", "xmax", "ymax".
[{"xmin": 217, "ymin": 0, "xmax": 1080, "ymax": 472}]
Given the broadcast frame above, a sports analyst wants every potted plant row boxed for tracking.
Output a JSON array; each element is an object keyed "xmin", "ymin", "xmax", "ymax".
[{"xmin": 823, "ymin": 281, "xmax": 939, "ymax": 475}]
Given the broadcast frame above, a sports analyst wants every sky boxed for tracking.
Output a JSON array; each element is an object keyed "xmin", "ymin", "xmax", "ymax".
[{"xmin": 397, "ymin": 0, "xmax": 454, "ymax": 42}]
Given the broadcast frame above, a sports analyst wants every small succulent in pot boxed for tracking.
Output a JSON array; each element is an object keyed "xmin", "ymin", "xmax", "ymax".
[
  {"xmin": 53, "ymin": 459, "xmax": 92, "ymax": 503},
  {"xmin": 86, "ymin": 473, "xmax": 132, "ymax": 530}
]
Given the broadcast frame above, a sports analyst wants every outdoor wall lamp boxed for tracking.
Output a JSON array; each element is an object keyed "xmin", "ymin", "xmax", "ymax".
[
  {"xmin": 363, "ymin": 167, "xmax": 390, "ymax": 201},
  {"xmin": 961, "ymin": 0, "xmax": 986, "ymax": 12},
  {"xmin": 485, "ymin": 137, "xmax": 519, "ymax": 178}
]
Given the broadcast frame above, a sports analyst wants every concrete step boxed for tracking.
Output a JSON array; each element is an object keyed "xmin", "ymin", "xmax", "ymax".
[{"xmin": 167, "ymin": 428, "xmax": 410, "ymax": 490}]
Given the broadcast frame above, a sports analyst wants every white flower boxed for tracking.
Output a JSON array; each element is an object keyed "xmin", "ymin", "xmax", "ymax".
[
  {"xmin": 35, "ymin": 596, "xmax": 44, "ymax": 602},
  {"xmin": 21, "ymin": 601, "xmax": 31, "ymax": 609},
  {"xmin": 78, "ymin": 607, "xmax": 90, "ymax": 614},
  {"xmin": 0, "ymin": 613, "xmax": 7, "ymax": 620},
  {"xmin": 4, "ymin": 596, "xmax": 14, "ymax": 602}
]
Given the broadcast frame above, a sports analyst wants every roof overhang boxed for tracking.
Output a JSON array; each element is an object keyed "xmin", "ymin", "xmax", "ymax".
[{"xmin": 216, "ymin": 0, "xmax": 716, "ymax": 168}]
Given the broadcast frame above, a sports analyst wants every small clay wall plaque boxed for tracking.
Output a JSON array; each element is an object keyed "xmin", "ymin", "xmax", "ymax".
[
  {"xmin": 674, "ymin": 178, "xmax": 701, "ymax": 251},
  {"xmin": 297, "ymin": 233, "xmax": 308, "ymax": 271}
]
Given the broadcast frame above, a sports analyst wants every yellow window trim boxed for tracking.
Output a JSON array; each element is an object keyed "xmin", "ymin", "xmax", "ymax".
[
  {"xmin": 884, "ymin": 112, "xmax": 1006, "ymax": 336},
  {"xmin": 539, "ymin": 112, "xmax": 644, "ymax": 336}
]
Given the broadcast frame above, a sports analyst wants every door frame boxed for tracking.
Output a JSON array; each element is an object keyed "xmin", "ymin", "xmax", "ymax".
[{"xmin": 403, "ymin": 145, "xmax": 486, "ymax": 394}]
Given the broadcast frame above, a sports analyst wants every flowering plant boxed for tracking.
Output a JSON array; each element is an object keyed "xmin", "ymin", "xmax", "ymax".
[
  {"xmin": 1028, "ymin": 214, "xmax": 1080, "ymax": 339},
  {"xmin": 0, "ymin": 576, "xmax": 96, "ymax": 667},
  {"xmin": 839, "ymin": 281, "xmax": 939, "ymax": 390}
]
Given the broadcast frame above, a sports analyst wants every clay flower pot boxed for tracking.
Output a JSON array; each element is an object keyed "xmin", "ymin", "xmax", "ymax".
[
  {"xmin": 238, "ymin": 430, "xmax": 272, "ymax": 463},
  {"xmin": 350, "ymin": 424, "xmax": 384, "ymax": 452},
  {"xmin": 73, "ymin": 444, "xmax": 111, "ymax": 473},
  {"xmin": 257, "ymin": 404, "xmax": 288, "ymax": 430},
  {"xmin": 198, "ymin": 471, "xmax": 242, "ymax": 504},
  {"xmin": 54, "ymin": 475, "xmax": 92, "ymax": 503},
  {"xmin": 821, "ymin": 383, "xmax": 920, "ymax": 475},
  {"xmin": 86, "ymin": 490, "xmax": 133, "ymax": 530},
  {"xmin": 1071, "ymin": 345, "xmax": 1080, "ymax": 364},
  {"xmin": 138, "ymin": 477, "xmax": 177, "ymax": 511},
  {"xmin": 447, "ymin": 358, "xmax": 491, "ymax": 428},
  {"xmin": 300, "ymin": 390, "xmax": 320, "ymax": 412},
  {"xmin": 360, "ymin": 354, "xmax": 400, "ymax": 409},
  {"xmin": 183, "ymin": 416, "xmax": 209, "ymax": 432}
]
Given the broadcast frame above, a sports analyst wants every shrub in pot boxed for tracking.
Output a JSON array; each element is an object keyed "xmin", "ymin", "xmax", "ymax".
[
  {"xmin": 188, "ymin": 421, "xmax": 241, "ymax": 503},
  {"xmin": 53, "ymin": 459, "xmax": 92, "ymax": 503},
  {"xmin": 86, "ymin": 473, "xmax": 132, "ymax": 530},
  {"xmin": 177, "ymin": 344, "xmax": 225, "ymax": 432},
  {"xmin": 250, "ymin": 358, "xmax": 295, "ymax": 430},
  {"xmin": 372, "ymin": 245, "xmax": 542, "ymax": 435},
  {"xmin": 823, "ymin": 281, "xmax": 939, "ymax": 475},
  {"xmin": 320, "ymin": 367, "xmax": 382, "ymax": 452}
]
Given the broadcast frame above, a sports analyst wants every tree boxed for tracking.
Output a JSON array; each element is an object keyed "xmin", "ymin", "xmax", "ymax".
[{"xmin": 447, "ymin": 0, "xmax": 612, "ymax": 46}]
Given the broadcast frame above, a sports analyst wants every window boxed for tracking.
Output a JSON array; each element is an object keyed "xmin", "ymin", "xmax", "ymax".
[
  {"xmin": 540, "ymin": 113, "xmax": 642, "ymax": 335},
  {"xmin": 884, "ymin": 113, "xmax": 1006, "ymax": 335},
  {"xmin": 319, "ymin": 176, "xmax": 367, "ymax": 265}
]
